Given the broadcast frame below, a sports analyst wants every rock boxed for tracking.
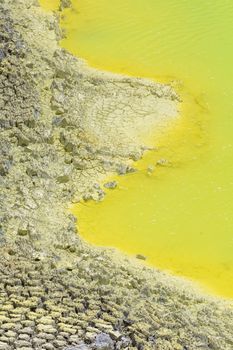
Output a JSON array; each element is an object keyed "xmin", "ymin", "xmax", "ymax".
[
  {"xmin": 85, "ymin": 332, "xmax": 97, "ymax": 341},
  {"xmin": 64, "ymin": 345, "xmax": 90, "ymax": 350},
  {"xmin": 0, "ymin": 160, "xmax": 12, "ymax": 176},
  {"xmin": 0, "ymin": 342, "xmax": 10, "ymax": 350},
  {"xmin": 16, "ymin": 132, "xmax": 30, "ymax": 147},
  {"xmin": 69, "ymin": 334, "xmax": 80, "ymax": 343},
  {"xmin": 108, "ymin": 330, "xmax": 122, "ymax": 340},
  {"xmin": 0, "ymin": 49, "xmax": 5, "ymax": 61},
  {"xmin": 26, "ymin": 167, "xmax": 37, "ymax": 177},
  {"xmin": 147, "ymin": 165, "xmax": 155, "ymax": 174},
  {"xmin": 52, "ymin": 116, "xmax": 68, "ymax": 127},
  {"xmin": 18, "ymin": 334, "xmax": 30, "ymax": 341},
  {"xmin": 53, "ymin": 340, "xmax": 67, "ymax": 348},
  {"xmin": 21, "ymin": 321, "xmax": 35, "ymax": 328},
  {"xmin": 129, "ymin": 151, "xmax": 142, "ymax": 161},
  {"xmin": 1, "ymin": 322, "xmax": 15, "ymax": 330},
  {"xmin": 69, "ymin": 245, "xmax": 76, "ymax": 253},
  {"xmin": 8, "ymin": 248, "xmax": 16, "ymax": 255},
  {"xmin": 117, "ymin": 164, "xmax": 136, "ymax": 175},
  {"xmin": 32, "ymin": 337, "xmax": 46, "ymax": 347},
  {"xmin": 136, "ymin": 254, "xmax": 147, "ymax": 261},
  {"xmin": 93, "ymin": 333, "xmax": 114, "ymax": 350},
  {"xmin": 18, "ymin": 223, "xmax": 30, "ymax": 236},
  {"xmin": 58, "ymin": 322, "xmax": 76, "ymax": 334},
  {"xmin": 20, "ymin": 327, "xmax": 34, "ymax": 335},
  {"xmin": 64, "ymin": 142, "xmax": 75, "ymax": 153},
  {"xmin": 89, "ymin": 188, "xmax": 106, "ymax": 201},
  {"xmin": 156, "ymin": 158, "xmax": 170, "ymax": 166},
  {"xmin": 65, "ymin": 155, "xmax": 73, "ymax": 164},
  {"xmin": 51, "ymin": 91, "xmax": 65, "ymax": 107},
  {"xmin": 14, "ymin": 340, "xmax": 32, "ymax": 348},
  {"xmin": 36, "ymin": 324, "xmax": 57, "ymax": 334},
  {"xmin": 116, "ymin": 336, "xmax": 132, "ymax": 348},
  {"xmin": 5, "ymin": 330, "xmax": 17, "ymax": 338},
  {"xmin": 57, "ymin": 175, "xmax": 70, "ymax": 183},
  {"xmin": 37, "ymin": 316, "xmax": 54, "ymax": 326},
  {"xmin": 103, "ymin": 181, "xmax": 117, "ymax": 189},
  {"xmin": 59, "ymin": 0, "xmax": 72, "ymax": 10},
  {"xmin": 26, "ymin": 61, "xmax": 33, "ymax": 69},
  {"xmin": 97, "ymin": 189, "xmax": 106, "ymax": 201},
  {"xmin": 42, "ymin": 343, "xmax": 55, "ymax": 350}
]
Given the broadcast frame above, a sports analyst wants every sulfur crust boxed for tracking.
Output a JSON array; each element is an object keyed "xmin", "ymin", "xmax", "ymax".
[{"xmin": 0, "ymin": 0, "xmax": 232, "ymax": 349}]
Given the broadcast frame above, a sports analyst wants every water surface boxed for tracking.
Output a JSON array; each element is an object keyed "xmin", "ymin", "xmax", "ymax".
[
  {"xmin": 41, "ymin": 0, "xmax": 233, "ymax": 298},
  {"xmin": 40, "ymin": 0, "xmax": 60, "ymax": 11}
]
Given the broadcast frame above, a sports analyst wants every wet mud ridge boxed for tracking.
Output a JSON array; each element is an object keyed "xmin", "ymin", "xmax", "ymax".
[{"xmin": 0, "ymin": 0, "xmax": 233, "ymax": 349}]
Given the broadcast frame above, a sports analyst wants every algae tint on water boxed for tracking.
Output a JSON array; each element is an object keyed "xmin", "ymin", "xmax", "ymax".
[{"xmin": 41, "ymin": 0, "xmax": 233, "ymax": 298}]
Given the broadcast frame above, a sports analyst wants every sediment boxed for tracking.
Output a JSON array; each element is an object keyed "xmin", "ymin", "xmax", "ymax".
[{"xmin": 0, "ymin": 0, "xmax": 232, "ymax": 349}]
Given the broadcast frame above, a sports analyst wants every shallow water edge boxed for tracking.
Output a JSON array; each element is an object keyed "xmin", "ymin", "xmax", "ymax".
[{"xmin": 58, "ymin": 0, "xmax": 233, "ymax": 299}]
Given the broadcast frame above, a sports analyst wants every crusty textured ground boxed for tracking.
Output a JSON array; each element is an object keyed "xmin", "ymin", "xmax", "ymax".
[{"xmin": 0, "ymin": 0, "xmax": 233, "ymax": 349}]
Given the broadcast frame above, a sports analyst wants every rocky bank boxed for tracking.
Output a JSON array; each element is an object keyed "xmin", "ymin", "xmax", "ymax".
[{"xmin": 0, "ymin": 0, "xmax": 232, "ymax": 349}]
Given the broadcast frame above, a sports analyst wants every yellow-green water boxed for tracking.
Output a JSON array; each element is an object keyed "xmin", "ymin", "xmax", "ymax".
[
  {"xmin": 40, "ymin": 0, "xmax": 233, "ymax": 298},
  {"xmin": 40, "ymin": 0, "xmax": 60, "ymax": 11}
]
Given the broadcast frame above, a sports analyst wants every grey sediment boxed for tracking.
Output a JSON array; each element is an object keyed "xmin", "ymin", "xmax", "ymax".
[{"xmin": 0, "ymin": 0, "xmax": 232, "ymax": 349}]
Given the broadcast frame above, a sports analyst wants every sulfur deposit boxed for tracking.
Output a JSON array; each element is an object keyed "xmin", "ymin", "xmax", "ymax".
[{"xmin": 0, "ymin": 0, "xmax": 233, "ymax": 349}]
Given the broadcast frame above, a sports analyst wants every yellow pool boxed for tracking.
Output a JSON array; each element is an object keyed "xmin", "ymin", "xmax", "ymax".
[{"xmin": 40, "ymin": 0, "xmax": 233, "ymax": 298}]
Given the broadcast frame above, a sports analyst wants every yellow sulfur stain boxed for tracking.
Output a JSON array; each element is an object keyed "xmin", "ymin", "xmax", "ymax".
[
  {"xmin": 41, "ymin": 0, "xmax": 233, "ymax": 298},
  {"xmin": 39, "ymin": 0, "xmax": 60, "ymax": 11}
]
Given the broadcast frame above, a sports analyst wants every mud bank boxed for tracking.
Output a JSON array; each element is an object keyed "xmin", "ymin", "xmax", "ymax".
[{"xmin": 0, "ymin": 0, "xmax": 232, "ymax": 349}]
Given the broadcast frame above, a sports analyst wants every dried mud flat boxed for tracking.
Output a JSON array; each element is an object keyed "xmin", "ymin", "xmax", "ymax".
[{"xmin": 0, "ymin": 0, "xmax": 233, "ymax": 349}]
